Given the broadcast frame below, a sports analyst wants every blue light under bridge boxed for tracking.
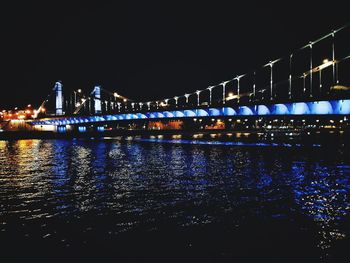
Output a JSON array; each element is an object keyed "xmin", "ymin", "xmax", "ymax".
[{"xmin": 32, "ymin": 99, "xmax": 350, "ymax": 126}]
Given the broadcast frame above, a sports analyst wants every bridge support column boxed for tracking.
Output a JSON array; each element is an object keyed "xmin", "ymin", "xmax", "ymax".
[
  {"xmin": 94, "ymin": 86, "xmax": 102, "ymax": 114},
  {"xmin": 54, "ymin": 81, "xmax": 63, "ymax": 116}
]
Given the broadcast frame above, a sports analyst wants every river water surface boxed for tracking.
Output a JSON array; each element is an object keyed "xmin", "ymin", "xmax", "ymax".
[{"xmin": 0, "ymin": 138, "xmax": 349, "ymax": 262}]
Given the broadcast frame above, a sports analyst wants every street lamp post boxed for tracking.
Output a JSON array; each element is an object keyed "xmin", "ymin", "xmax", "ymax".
[
  {"xmin": 220, "ymin": 81, "xmax": 230, "ymax": 105},
  {"xmin": 269, "ymin": 61, "xmax": 275, "ymax": 100},
  {"xmin": 253, "ymin": 71, "xmax": 256, "ymax": 99},
  {"xmin": 303, "ymin": 73, "xmax": 306, "ymax": 94},
  {"xmin": 147, "ymin": 102, "xmax": 151, "ymax": 111},
  {"xmin": 73, "ymin": 91, "xmax": 76, "ymax": 110},
  {"xmin": 207, "ymin": 86, "xmax": 214, "ymax": 106},
  {"xmin": 234, "ymin": 75, "xmax": 244, "ymax": 103},
  {"xmin": 123, "ymin": 99, "xmax": 128, "ymax": 111},
  {"xmin": 289, "ymin": 54, "xmax": 293, "ymax": 99},
  {"xmin": 174, "ymin": 96, "xmax": 179, "ymax": 107},
  {"xmin": 113, "ymin": 92, "xmax": 118, "ymax": 112},
  {"xmin": 309, "ymin": 41, "xmax": 313, "ymax": 97},
  {"xmin": 196, "ymin": 91, "xmax": 201, "ymax": 106},
  {"xmin": 184, "ymin": 94, "xmax": 190, "ymax": 104}
]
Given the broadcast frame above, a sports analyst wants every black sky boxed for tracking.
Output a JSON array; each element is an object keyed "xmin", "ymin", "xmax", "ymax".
[{"xmin": 0, "ymin": 1, "xmax": 348, "ymax": 108}]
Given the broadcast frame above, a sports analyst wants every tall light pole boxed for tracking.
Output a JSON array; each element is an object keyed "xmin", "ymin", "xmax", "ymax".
[
  {"xmin": 196, "ymin": 90, "xmax": 201, "ymax": 106},
  {"xmin": 174, "ymin": 96, "xmax": 179, "ymax": 107},
  {"xmin": 123, "ymin": 99, "xmax": 128, "ymax": 111},
  {"xmin": 147, "ymin": 102, "xmax": 151, "ymax": 111},
  {"xmin": 117, "ymin": 102, "xmax": 121, "ymax": 112},
  {"xmin": 113, "ymin": 92, "xmax": 118, "ymax": 112},
  {"xmin": 252, "ymin": 71, "xmax": 256, "ymax": 99},
  {"xmin": 234, "ymin": 75, "xmax": 244, "ymax": 103},
  {"xmin": 73, "ymin": 91, "xmax": 76, "ymax": 110},
  {"xmin": 303, "ymin": 73, "xmax": 306, "ymax": 94},
  {"xmin": 331, "ymin": 30, "xmax": 338, "ymax": 86},
  {"xmin": 139, "ymin": 102, "xmax": 143, "ymax": 111},
  {"xmin": 267, "ymin": 60, "xmax": 278, "ymax": 100},
  {"xmin": 73, "ymin": 89, "xmax": 82, "ymax": 112},
  {"xmin": 207, "ymin": 86, "xmax": 214, "ymax": 106},
  {"xmin": 309, "ymin": 41, "xmax": 313, "ymax": 97},
  {"xmin": 289, "ymin": 54, "xmax": 293, "ymax": 99},
  {"xmin": 184, "ymin": 94, "xmax": 190, "ymax": 104},
  {"xmin": 220, "ymin": 81, "xmax": 230, "ymax": 105}
]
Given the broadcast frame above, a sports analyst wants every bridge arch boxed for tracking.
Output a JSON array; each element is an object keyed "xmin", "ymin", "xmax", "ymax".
[
  {"xmin": 239, "ymin": 106, "xmax": 254, "ymax": 115},
  {"xmin": 163, "ymin": 111, "xmax": 174, "ymax": 118},
  {"xmin": 173, "ymin": 111, "xmax": 185, "ymax": 118},
  {"xmin": 309, "ymin": 101, "xmax": 333, "ymax": 114},
  {"xmin": 196, "ymin": 109, "xmax": 209, "ymax": 117},
  {"xmin": 332, "ymin": 99, "xmax": 350, "ymax": 114},
  {"xmin": 184, "ymin": 110, "xmax": 196, "ymax": 117},
  {"xmin": 209, "ymin": 108, "xmax": 221, "ymax": 116},
  {"xmin": 222, "ymin": 107, "xmax": 236, "ymax": 116},
  {"xmin": 291, "ymin": 102, "xmax": 310, "ymax": 115},
  {"xmin": 256, "ymin": 105, "xmax": 270, "ymax": 115},
  {"xmin": 272, "ymin": 104, "xmax": 289, "ymax": 115}
]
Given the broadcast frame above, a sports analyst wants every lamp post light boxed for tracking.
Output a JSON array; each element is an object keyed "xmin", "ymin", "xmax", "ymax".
[
  {"xmin": 220, "ymin": 81, "xmax": 230, "ymax": 105},
  {"xmin": 234, "ymin": 75, "xmax": 244, "ymax": 103},
  {"xmin": 331, "ymin": 30, "xmax": 338, "ymax": 85},
  {"xmin": 73, "ymin": 89, "xmax": 82, "ymax": 111},
  {"xmin": 174, "ymin": 96, "xmax": 179, "ymax": 107},
  {"xmin": 309, "ymin": 41, "xmax": 313, "ymax": 97},
  {"xmin": 267, "ymin": 60, "xmax": 278, "ymax": 100},
  {"xmin": 147, "ymin": 102, "xmax": 151, "ymax": 111},
  {"xmin": 117, "ymin": 102, "xmax": 121, "ymax": 112},
  {"xmin": 184, "ymin": 94, "xmax": 190, "ymax": 104},
  {"xmin": 164, "ymin": 99, "xmax": 169, "ymax": 106},
  {"xmin": 156, "ymin": 101, "xmax": 159, "ymax": 109},
  {"xmin": 131, "ymin": 102, "xmax": 135, "ymax": 111},
  {"xmin": 207, "ymin": 86, "xmax": 214, "ymax": 106},
  {"xmin": 88, "ymin": 98, "xmax": 92, "ymax": 114},
  {"xmin": 123, "ymin": 98, "xmax": 128, "ymax": 111},
  {"xmin": 319, "ymin": 58, "xmax": 330, "ymax": 94},
  {"xmin": 196, "ymin": 90, "xmax": 201, "ymax": 106},
  {"xmin": 139, "ymin": 102, "xmax": 143, "ymax": 111},
  {"xmin": 289, "ymin": 54, "xmax": 293, "ymax": 99}
]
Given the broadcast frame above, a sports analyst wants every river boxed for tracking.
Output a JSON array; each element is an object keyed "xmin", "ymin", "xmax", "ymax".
[{"xmin": 0, "ymin": 138, "xmax": 349, "ymax": 262}]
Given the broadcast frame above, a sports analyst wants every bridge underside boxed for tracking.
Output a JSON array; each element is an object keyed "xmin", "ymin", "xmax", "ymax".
[{"xmin": 32, "ymin": 99, "xmax": 350, "ymax": 127}]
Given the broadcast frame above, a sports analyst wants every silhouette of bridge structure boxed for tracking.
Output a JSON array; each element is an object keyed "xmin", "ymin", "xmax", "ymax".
[{"xmin": 31, "ymin": 24, "xmax": 350, "ymax": 133}]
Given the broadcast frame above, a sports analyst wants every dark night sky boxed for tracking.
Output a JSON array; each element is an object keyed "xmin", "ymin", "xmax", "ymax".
[{"xmin": 0, "ymin": 1, "xmax": 349, "ymax": 108}]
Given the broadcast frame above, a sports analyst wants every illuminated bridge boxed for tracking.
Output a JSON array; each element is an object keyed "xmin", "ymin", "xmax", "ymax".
[{"xmin": 30, "ymin": 24, "xmax": 350, "ymax": 135}]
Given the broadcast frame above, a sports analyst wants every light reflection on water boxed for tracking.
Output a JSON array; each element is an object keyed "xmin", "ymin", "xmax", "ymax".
[{"xmin": 0, "ymin": 138, "xmax": 349, "ymax": 261}]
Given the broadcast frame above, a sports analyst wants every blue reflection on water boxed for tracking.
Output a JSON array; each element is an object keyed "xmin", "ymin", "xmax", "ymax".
[{"xmin": 0, "ymin": 138, "xmax": 349, "ymax": 261}]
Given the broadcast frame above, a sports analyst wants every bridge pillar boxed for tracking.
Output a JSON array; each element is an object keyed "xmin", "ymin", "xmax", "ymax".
[
  {"xmin": 54, "ymin": 81, "xmax": 63, "ymax": 116},
  {"xmin": 94, "ymin": 86, "xmax": 102, "ymax": 114}
]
